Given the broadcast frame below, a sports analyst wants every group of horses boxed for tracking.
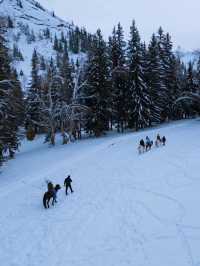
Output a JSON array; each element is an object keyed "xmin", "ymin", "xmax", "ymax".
[
  {"xmin": 138, "ymin": 134, "xmax": 166, "ymax": 154},
  {"xmin": 43, "ymin": 134, "xmax": 166, "ymax": 207}
]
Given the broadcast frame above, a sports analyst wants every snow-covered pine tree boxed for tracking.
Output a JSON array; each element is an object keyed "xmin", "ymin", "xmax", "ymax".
[
  {"xmin": 26, "ymin": 49, "xmax": 42, "ymax": 137},
  {"xmin": 73, "ymin": 27, "xmax": 80, "ymax": 54},
  {"xmin": 127, "ymin": 20, "xmax": 151, "ymax": 131},
  {"xmin": 27, "ymin": 29, "xmax": 36, "ymax": 44},
  {"xmin": 0, "ymin": 24, "xmax": 23, "ymax": 161},
  {"xmin": 58, "ymin": 41, "xmax": 63, "ymax": 53},
  {"xmin": 160, "ymin": 32, "xmax": 180, "ymax": 119},
  {"xmin": 10, "ymin": 69, "xmax": 24, "ymax": 126},
  {"xmin": 179, "ymin": 61, "xmax": 197, "ymax": 117},
  {"xmin": 56, "ymin": 52, "xmax": 61, "ymax": 69},
  {"xmin": 61, "ymin": 31, "xmax": 65, "ymax": 43},
  {"xmin": 196, "ymin": 56, "xmax": 200, "ymax": 92},
  {"xmin": 53, "ymin": 34, "xmax": 59, "ymax": 51},
  {"xmin": 196, "ymin": 56, "xmax": 200, "ymax": 94},
  {"xmin": 13, "ymin": 43, "xmax": 24, "ymax": 61},
  {"xmin": 59, "ymin": 50, "xmax": 74, "ymax": 104},
  {"xmin": 83, "ymin": 29, "xmax": 110, "ymax": 136},
  {"xmin": 167, "ymin": 54, "xmax": 184, "ymax": 120},
  {"xmin": 69, "ymin": 27, "xmax": 80, "ymax": 54},
  {"xmin": 43, "ymin": 28, "xmax": 51, "ymax": 39},
  {"xmin": 185, "ymin": 61, "xmax": 196, "ymax": 93},
  {"xmin": 146, "ymin": 33, "xmax": 164, "ymax": 124},
  {"xmin": 169, "ymin": 57, "xmax": 186, "ymax": 119},
  {"xmin": 7, "ymin": 16, "xmax": 14, "ymax": 28},
  {"xmin": 80, "ymin": 27, "xmax": 88, "ymax": 53},
  {"xmin": 156, "ymin": 27, "xmax": 175, "ymax": 121},
  {"xmin": 109, "ymin": 23, "xmax": 129, "ymax": 132},
  {"xmin": 40, "ymin": 55, "xmax": 46, "ymax": 71}
]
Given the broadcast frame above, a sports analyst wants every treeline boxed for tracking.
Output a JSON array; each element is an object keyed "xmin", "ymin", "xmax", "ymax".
[
  {"xmin": 0, "ymin": 20, "xmax": 24, "ymax": 164},
  {"xmin": 81, "ymin": 22, "xmax": 200, "ymax": 135},
  {"xmin": 0, "ymin": 18, "xmax": 200, "ymax": 165}
]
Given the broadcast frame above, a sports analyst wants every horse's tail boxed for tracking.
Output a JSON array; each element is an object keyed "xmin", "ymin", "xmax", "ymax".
[{"xmin": 43, "ymin": 193, "xmax": 47, "ymax": 209}]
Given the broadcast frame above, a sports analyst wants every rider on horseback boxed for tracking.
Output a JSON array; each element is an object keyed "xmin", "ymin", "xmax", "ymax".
[
  {"xmin": 47, "ymin": 181, "xmax": 57, "ymax": 203},
  {"xmin": 146, "ymin": 136, "xmax": 151, "ymax": 145},
  {"xmin": 145, "ymin": 136, "xmax": 153, "ymax": 151},
  {"xmin": 140, "ymin": 139, "xmax": 145, "ymax": 147}
]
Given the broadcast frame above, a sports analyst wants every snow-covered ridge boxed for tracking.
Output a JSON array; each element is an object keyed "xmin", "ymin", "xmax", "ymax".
[
  {"xmin": 0, "ymin": 0, "xmax": 71, "ymax": 30},
  {"xmin": 0, "ymin": 0, "xmax": 84, "ymax": 90},
  {"xmin": 176, "ymin": 47, "xmax": 200, "ymax": 66}
]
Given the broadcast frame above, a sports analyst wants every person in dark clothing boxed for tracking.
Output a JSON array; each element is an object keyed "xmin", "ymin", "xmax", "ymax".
[
  {"xmin": 140, "ymin": 139, "xmax": 145, "ymax": 147},
  {"xmin": 155, "ymin": 134, "xmax": 162, "ymax": 147},
  {"xmin": 138, "ymin": 139, "xmax": 145, "ymax": 154},
  {"xmin": 146, "ymin": 136, "xmax": 151, "ymax": 145},
  {"xmin": 145, "ymin": 136, "xmax": 153, "ymax": 151},
  {"xmin": 157, "ymin": 134, "xmax": 161, "ymax": 142},
  {"xmin": 47, "ymin": 181, "xmax": 57, "ymax": 202},
  {"xmin": 47, "ymin": 182, "xmax": 54, "ymax": 192},
  {"xmin": 64, "ymin": 175, "xmax": 73, "ymax": 195},
  {"xmin": 162, "ymin": 136, "xmax": 166, "ymax": 145}
]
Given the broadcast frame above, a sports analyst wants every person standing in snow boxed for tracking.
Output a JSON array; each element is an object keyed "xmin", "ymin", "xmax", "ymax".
[
  {"xmin": 155, "ymin": 134, "xmax": 161, "ymax": 147},
  {"xmin": 157, "ymin": 134, "xmax": 161, "ymax": 142},
  {"xmin": 162, "ymin": 136, "xmax": 166, "ymax": 145},
  {"xmin": 64, "ymin": 175, "xmax": 74, "ymax": 195},
  {"xmin": 138, "ymin": 139, "xmax": 145, "ymax": 154},
  {"xmin": 140, "ymin": 139, "xmax": 145, "ymax": 147}
]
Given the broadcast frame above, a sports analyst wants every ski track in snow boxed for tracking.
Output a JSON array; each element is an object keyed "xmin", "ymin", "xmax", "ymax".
[{"xmin": 0, "ymin": 119, "xmax": 200, "ymax": 266}]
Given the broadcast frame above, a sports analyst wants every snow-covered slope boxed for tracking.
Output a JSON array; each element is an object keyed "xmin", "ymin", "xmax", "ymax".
[
  {"xmin": 176, "ymin": 47, "xmax": 200, "ymax": 66},
  {"xmin": 0, "ymin": 0, "xmax": 71, "ymax": 29},
  {"xmin": 0, "ymin": 119, "xmax": 200, "ymax": 266},
  {"xmin": 0, "ymin": 0, "xmax": 84, "ymax": 89}
]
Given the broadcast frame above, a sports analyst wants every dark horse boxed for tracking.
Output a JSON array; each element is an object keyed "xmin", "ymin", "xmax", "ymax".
[{"xmin": 43, "ymin": 184, "xmax": 61, "ymax": 209}]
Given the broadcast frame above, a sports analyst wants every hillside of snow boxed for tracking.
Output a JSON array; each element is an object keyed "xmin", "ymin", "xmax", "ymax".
[
  {"xmin": 0, "ymin": 119, "xmax": 200, "ymax": 266},
  {"xmin": 0, "ymin": 0, "xmax": 85, "ymax": 89},
  {"xmin": 176, "ymin": 48, "xmax": 200, "ymax": 66}
]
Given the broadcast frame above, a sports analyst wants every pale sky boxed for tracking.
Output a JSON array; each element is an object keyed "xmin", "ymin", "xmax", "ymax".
[{"xmin": 39, "ymin": 0, "xmax": 199, "ymax": 50}]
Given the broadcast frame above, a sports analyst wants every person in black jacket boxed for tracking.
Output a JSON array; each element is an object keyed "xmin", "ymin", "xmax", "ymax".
[
  {"xmin": 157, "ymin": 134, "xmax": 161, "ymax": 142},
  {"xmin": 140, "ymin": 139, "xmax": 145, "ymax": 147},
  {"xmin": 162, "ymin": 136, "xmax": 166, "ymax": 145},
  {"xmin": 64, "ymin": 175, "xmax": 73, "ymax": 195}
]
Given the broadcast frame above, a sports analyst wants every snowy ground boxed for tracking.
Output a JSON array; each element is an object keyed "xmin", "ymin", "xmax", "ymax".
[{"xmin": 0, "ymin": 119, "xmax": 200, "ymax": 266}]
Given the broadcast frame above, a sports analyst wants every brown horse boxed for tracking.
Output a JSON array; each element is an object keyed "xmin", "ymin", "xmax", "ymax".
[{"xmin": 43, "ymin": 184, "xmax": 61, "ymax": 209}]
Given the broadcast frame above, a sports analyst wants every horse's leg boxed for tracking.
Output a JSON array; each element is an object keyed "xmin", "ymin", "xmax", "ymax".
[{"xmin": 47, "ymin": 198, "xmax": 50, "ymax": 208}]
